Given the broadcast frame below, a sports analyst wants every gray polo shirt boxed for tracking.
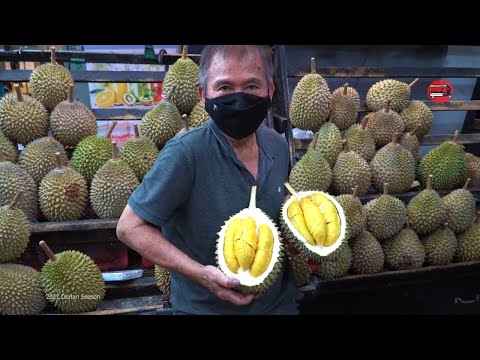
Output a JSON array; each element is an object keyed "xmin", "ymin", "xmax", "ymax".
[{"xmin": 128, "ymin": 118, "xmax": 298, "ymax": 315}]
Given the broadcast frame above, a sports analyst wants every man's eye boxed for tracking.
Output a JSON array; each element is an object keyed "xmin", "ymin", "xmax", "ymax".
[
  {"xmin": 248, "ymin": 85, "xmax": 258, "ymax": 90},
  {"xmin": 219, "ymin": 86, "xmax": 231, "ymax": 91}
]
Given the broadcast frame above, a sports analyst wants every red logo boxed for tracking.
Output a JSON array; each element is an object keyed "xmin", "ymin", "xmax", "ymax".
[{"xmin": 427, "ymin": 80, "xmax": 454, "ymax": 103}]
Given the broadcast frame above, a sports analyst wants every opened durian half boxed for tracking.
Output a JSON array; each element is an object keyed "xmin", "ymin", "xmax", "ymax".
[
  {"xmin": 280, "ymin": 183, "xmax": 346, "ymax": 261},
  {"xmin": 216, "ymin": 186, "xmax": 284, "ymax": 294}
]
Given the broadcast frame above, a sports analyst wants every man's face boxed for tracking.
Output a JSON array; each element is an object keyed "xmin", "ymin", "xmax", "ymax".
[{"xmin": 200, "ymin": 50, "xmax": 273, "ymax": 101}]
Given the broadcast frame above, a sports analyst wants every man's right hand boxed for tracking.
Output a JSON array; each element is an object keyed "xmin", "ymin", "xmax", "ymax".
[{"xmin": 199, "ymin": 265, "xmax": 255, "ymax": 306}]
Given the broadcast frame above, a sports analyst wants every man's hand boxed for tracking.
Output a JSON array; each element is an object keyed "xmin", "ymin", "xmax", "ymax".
[{"xmin": 199, "ymin": 265, "xmax": 255, "ymax": 306}]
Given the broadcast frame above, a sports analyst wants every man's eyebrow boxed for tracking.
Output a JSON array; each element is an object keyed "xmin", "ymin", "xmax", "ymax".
[{"xmin": 212, "ymin": 77, "xmax": 262, "ymax": 87}]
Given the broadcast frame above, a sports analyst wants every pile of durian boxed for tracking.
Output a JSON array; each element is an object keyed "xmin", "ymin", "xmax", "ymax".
[{"xmin": 285, "ymin": 57, "xmax": 480, "ymax": 285}]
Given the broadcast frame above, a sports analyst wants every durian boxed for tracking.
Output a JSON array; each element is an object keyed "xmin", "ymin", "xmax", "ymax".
[
  {"xmin": 343, "ymin": 116, "xmax": 376, "ymax": 162},
  {"xmin": 308, "ymin": 122, "xmax": 343, "ymax": 167},
  {"xmin": 366, "ymin": 78, "xmax": 419, "ymax": 112},
  {"xmin": 370, "ymin": 134, "xmax": 416, "ymax": 194},
  {"xmin": 329, "ymin": 83, "xmax": 359, "ymax": 130},
  {"xmin": 383, "ymin": 222, "xmax": 425, "ymax": 270},
  {"xmin": 280, "ymin": 183, "xmax": 346, "ymax": 262},
  {"xmin": 399, "ymin": 124, "xmax": 421, "ymax": 163},
  {"xmin": 441, "ymin": 178, "xmax": 476, "ymax": 234},
  {"xmin": 284, "ymin": 240, "xmax": 312, "ymax": 287},
  {"xmin": 365, "ymin": 100, "xmax": 405, "ymax": 148},
  {"xmin": 289, "ymin": 58, "xmax": 331, "ymax": 130},
  {"xmin": 465, "ymin": 153, "xmax": 480, "ymax": 188},
  {"xmin": 423, "ymin": 224, "xmax": 457, "ymax": 266},
  {"xmin": 39, "ymin": 152, "xmax": 88, "ymax": 221},
  {"xmin": 162, "ymin": 46, "xmax": 200, "ymax": 115},
  {"xmin": 39, "ymin": 241, "xmax": 105, "ymax": 313},
  {"xmin": 154, "ymin": 265, "xmax": 170, "ymax": 296},
  {"xmin": 0, "ymin": 129, "xmax": 17, "ymax": 163},
  {"xmin": 455, "ymin": 213, "xmax": 480, "ymax": 263},
  {"xmin": 407, "ymin": 175, "xmax": 447, "ymax": 236},
  {"xmin": 288, "ymin": 133, "xmax": 332, "ymax": 192},
  {"xmin": 188, "ymin": 101, "xmax": 209, "ymax": 128},
  {"xmin": 71, "ymin": 121, "xmax": 117, "ymax": 185},
  {"xmin": 350, "ymin": 230, "xmax": 384, "ymax": 275},
  {"xmin": 29, "ymin": 47, "xmax": 74, "ymax": 111},
  {"xmin": 215, "ymin": 186, "xmax": 284, "ymax": 294},
  {"xmin": 119, "ymin": 124, "xmax": 159, "ymax": 181},
  {"xmin": 335, "ymin": 185, "xmax": 366, "ymax": 242},
  {"xmin": 364, "ymin": 183, "xmax": 406, "ymax": 242},
  {"xmin": 418, "ymin": 131, "xmax": 467, "ymax": 191},
  {"xmin": 0, "ymin": 151, "xmax": 38, "ymax": 221},
  {"xmin": 0, "ymin": 192, "xmax": 31, "ymax": 263},
  {"xmin": 0, "ymin": 264, "xmax": 46, "ymax": 315},
  {"xmin": 90, "ymin": 142, "xmax": 140, "ymax": 219},
  {"xmin": 50, "ymin": 84, "xmax": 97, "ymax": 148},
  {"xmin": 141, "ymin": 85, "xmax": 182, "ymax": 149},
  {"xmin": 402, "ymin": 100, "xmax": 433, "ymax": 138},
  {"xmin": 18, "ymin": 136, "xmax": 68, "ymax": 185},
  {"xmin": 0, "ymin": 83, "xmax": 49, "ymax": 145},
  {"xmin": 332, "ymin": 150, "xmax": 372, "ymax": 196},
  {"xmin": 313, "ymin": 243, "xmax": 352, "ymax": 280}
]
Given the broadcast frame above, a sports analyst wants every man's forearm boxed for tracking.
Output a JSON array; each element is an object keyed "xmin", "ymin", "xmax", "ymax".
[{"xmin": 120, "ymin": 223, "xmax": 204, "ymax": 283}]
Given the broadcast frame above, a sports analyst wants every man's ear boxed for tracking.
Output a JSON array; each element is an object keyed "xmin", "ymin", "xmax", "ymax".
[
  {"xmin": 198, "ymin": 86, "xmax": 206, "ymax": 103},
  {"xmin": 269, "ymin": 82, "xmax": 276, "ymax": 100}
]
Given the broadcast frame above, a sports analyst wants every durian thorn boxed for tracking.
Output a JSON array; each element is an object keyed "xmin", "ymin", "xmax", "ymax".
[
  {"xmin": 343, "ymin": 83, "xmax": 349, "ymax": 95},
  {"xmin": 311, "ymin": 132, "xmax": 319, "ymax": 149},
  {"xmin": 443, "ymin": 222, "xmax": 449, "ymax": 228},
  {"xmin": 464, "ymin": 178, "xmax": 471, "ymax": 190},
  {"xmin": 383, "ymin": 183, "xmax": 389, "ymax": 196},
  {"xmin": 392, "ymin": 133, "xmax": 400, "ymax": 144},
  {"xmin": 182, "ymin": 114, "xmax": 190, "ymax": 131},
  {"xmin": 0, "ymin": 150, "xmax": 4, "ymax": 162},
  {"xmin": 409, "ymin": 78, "xmax": 420, "ymax": 88},
  {"xmin": 453, "ymin": 130, "xmax": 460, "ymax": 143},
  {"xmin": 105, "ymin": 121, "xmax": 118, "ymax": 139},
  {"xmin": 167, "ymin": 84, "xmax": 177, "ymax": 101},
  {"xmin": 385, "ymin": 100, "xmax": 391, "ymax": 113},
  {"xmin": 68, "ymin": 83, "xmax": 74, "ymax": 103},
  {"xmin": 352, "ymin": 185, "xmax": 359, "ymax": 197},
  {"xmin": 181, "ymin": 45, "xmax": 189, "ymax": 60},
  {"xmin": 405, "ymin": 218, "xmax": 411, "ymax": 229},
  {"xmin": 13, "ymin": 83, "xmax": 23, "ymax": 102},
  {"xmin": 9, "ymin": 191, "xmax": 22, "ymax": 209},
  {"xmin": 55, "ymin": 152, "xmax": 64, "ymax": 169},
  {"xmin": 361, "ymin": 116, "xmax": 369, "ymax": 130},
  {"xmin": 112, "ymin": 141, "xmax": 119, "ymax": 160},
  {"xmin": 50, "ymin": 47, "xmax": 56, "ymax": 64},
  {"xmin": 39, "ymin": 241, "xmax": 57, "ymax": 262},
  {"xmin": 248, "ymin": 185, "xmax": 257, "ymax": 210},
  {"xmin": 427, "ymin": 175, "xmax": 433, "ymax": 191},
  {"xmin": 284, "ymin": 182, "xmax": 299, "ymax": 198},
  {"xmin": 310, "ymin": 57, "xmax": 317, "ymax": 74},
  {"xmin": 133, "ymin": 124, "xmax": 140, "ymax": 138}
]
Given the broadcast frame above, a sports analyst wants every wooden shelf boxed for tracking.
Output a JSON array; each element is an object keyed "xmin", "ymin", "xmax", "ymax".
[{"xmin": 30, "ymin": 218, "xmax": 118, "ymax": 233}]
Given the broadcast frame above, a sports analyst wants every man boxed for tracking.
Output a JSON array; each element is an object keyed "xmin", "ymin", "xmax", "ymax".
[{"xmin": 116, "ymin": 45, "xmax": 298, "ymax": 315}]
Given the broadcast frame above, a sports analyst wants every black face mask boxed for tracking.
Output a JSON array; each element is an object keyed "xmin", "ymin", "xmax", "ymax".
[{"xmin": 205, "ymin": 92, "xmax": 272, "ymax": 139}]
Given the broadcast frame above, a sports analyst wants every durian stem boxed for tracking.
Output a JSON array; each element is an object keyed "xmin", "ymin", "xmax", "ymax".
[
  {"xmin": 405, "ymin": 218, "xmax": 411, "ymax": 229},
  {"xmin": 167, "ymin": 84, "xmax": 177, "ymax": 101},
  {"xmin": 248, "ymin": 185, "xmax": 257, "ymax": 210},
  {"xmin": 311, "ymin": 132, "xmax": 319, "ymax": 149},
  {"xmin": 427, "ymin": 175, "xmax": 433, "ymax": 191},
  {"xmin": 361, "ymin": 116, "xmax": 369, "ymax": 130},
  {"xmin": 409, "ymin": 78, "xmax": 420, "ymax": 88},
  {"xmin": 453, "ymin": 130, "xmax": 460, "ymax": 143},
  {"xmin": 182, "ymin": 114, "xmax": 190, "ymax": 131},
  {"xmin": 383, "ymin": 183, "xmax": 389, "ymax": 196},
  {"xmin": 385, "ymin": 100, "xmax": 391, "ymax": 113},
  {"xmin": 310, "ymin": 58, "xmax": 317, "ymax": 74},
  {"xmin": 50, "ymin": 47, "xmax": 56, "ymax": 65},
  {"xmin": 284, "ymin": 182, "xmax": 299, "ymax": 198},
  {"xmin": 105, "ymin": 121, "xmax": 118, "ymax": 139},
  {"xmin": 411, "ymin": 123, "xmax": 421, "ymax": 137},
  {"xmin": 112, "ymin": 141, "xmax": 119, "ymax": 160},
  {"xmin": 392, "ymin": 133, "xmax": 400, "ymax": 144},
  {"xmin": 133, "ymin": 124, "xmax": 140, "ymax": 138},
  {"xmin": 68, "ymin": 84, "xmax": 74, "ymax": 103},
  {"xmin": 0, "ymin": 150, "xmax": 4, "ymax": 162},
  {"xmin": 352, "ymin": 185, "xmax": 359, "ymax": 197},
  {"xmin": 39, "ymin": 241, "xmax": 57, "ymax": 262},
  {"xmin": 55, "ymin": 152, "xmax": 64, "ymax": 169},
  {"xmin": 343, "ymin": 83, "xmax": 348, "ymax": 95},
  {"xmin": 9, "ymin": 191, "xmax": 22, "ymax": 209},
  {"xmin": 14, "ymin": 84, "xmax": 23, "ymax": 102},
  {"xmin": 464, "ymin": 178, "xmax": 471, "ymax": 190},
  {"xmin": 181, "ymin": 45, "xmax": 188, "ymax": 60}
]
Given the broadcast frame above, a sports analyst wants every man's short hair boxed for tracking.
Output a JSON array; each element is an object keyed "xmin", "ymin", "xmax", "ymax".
[{"xmin": 198, "ymin": 45, "xmax": 274, "ymax": 91}]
